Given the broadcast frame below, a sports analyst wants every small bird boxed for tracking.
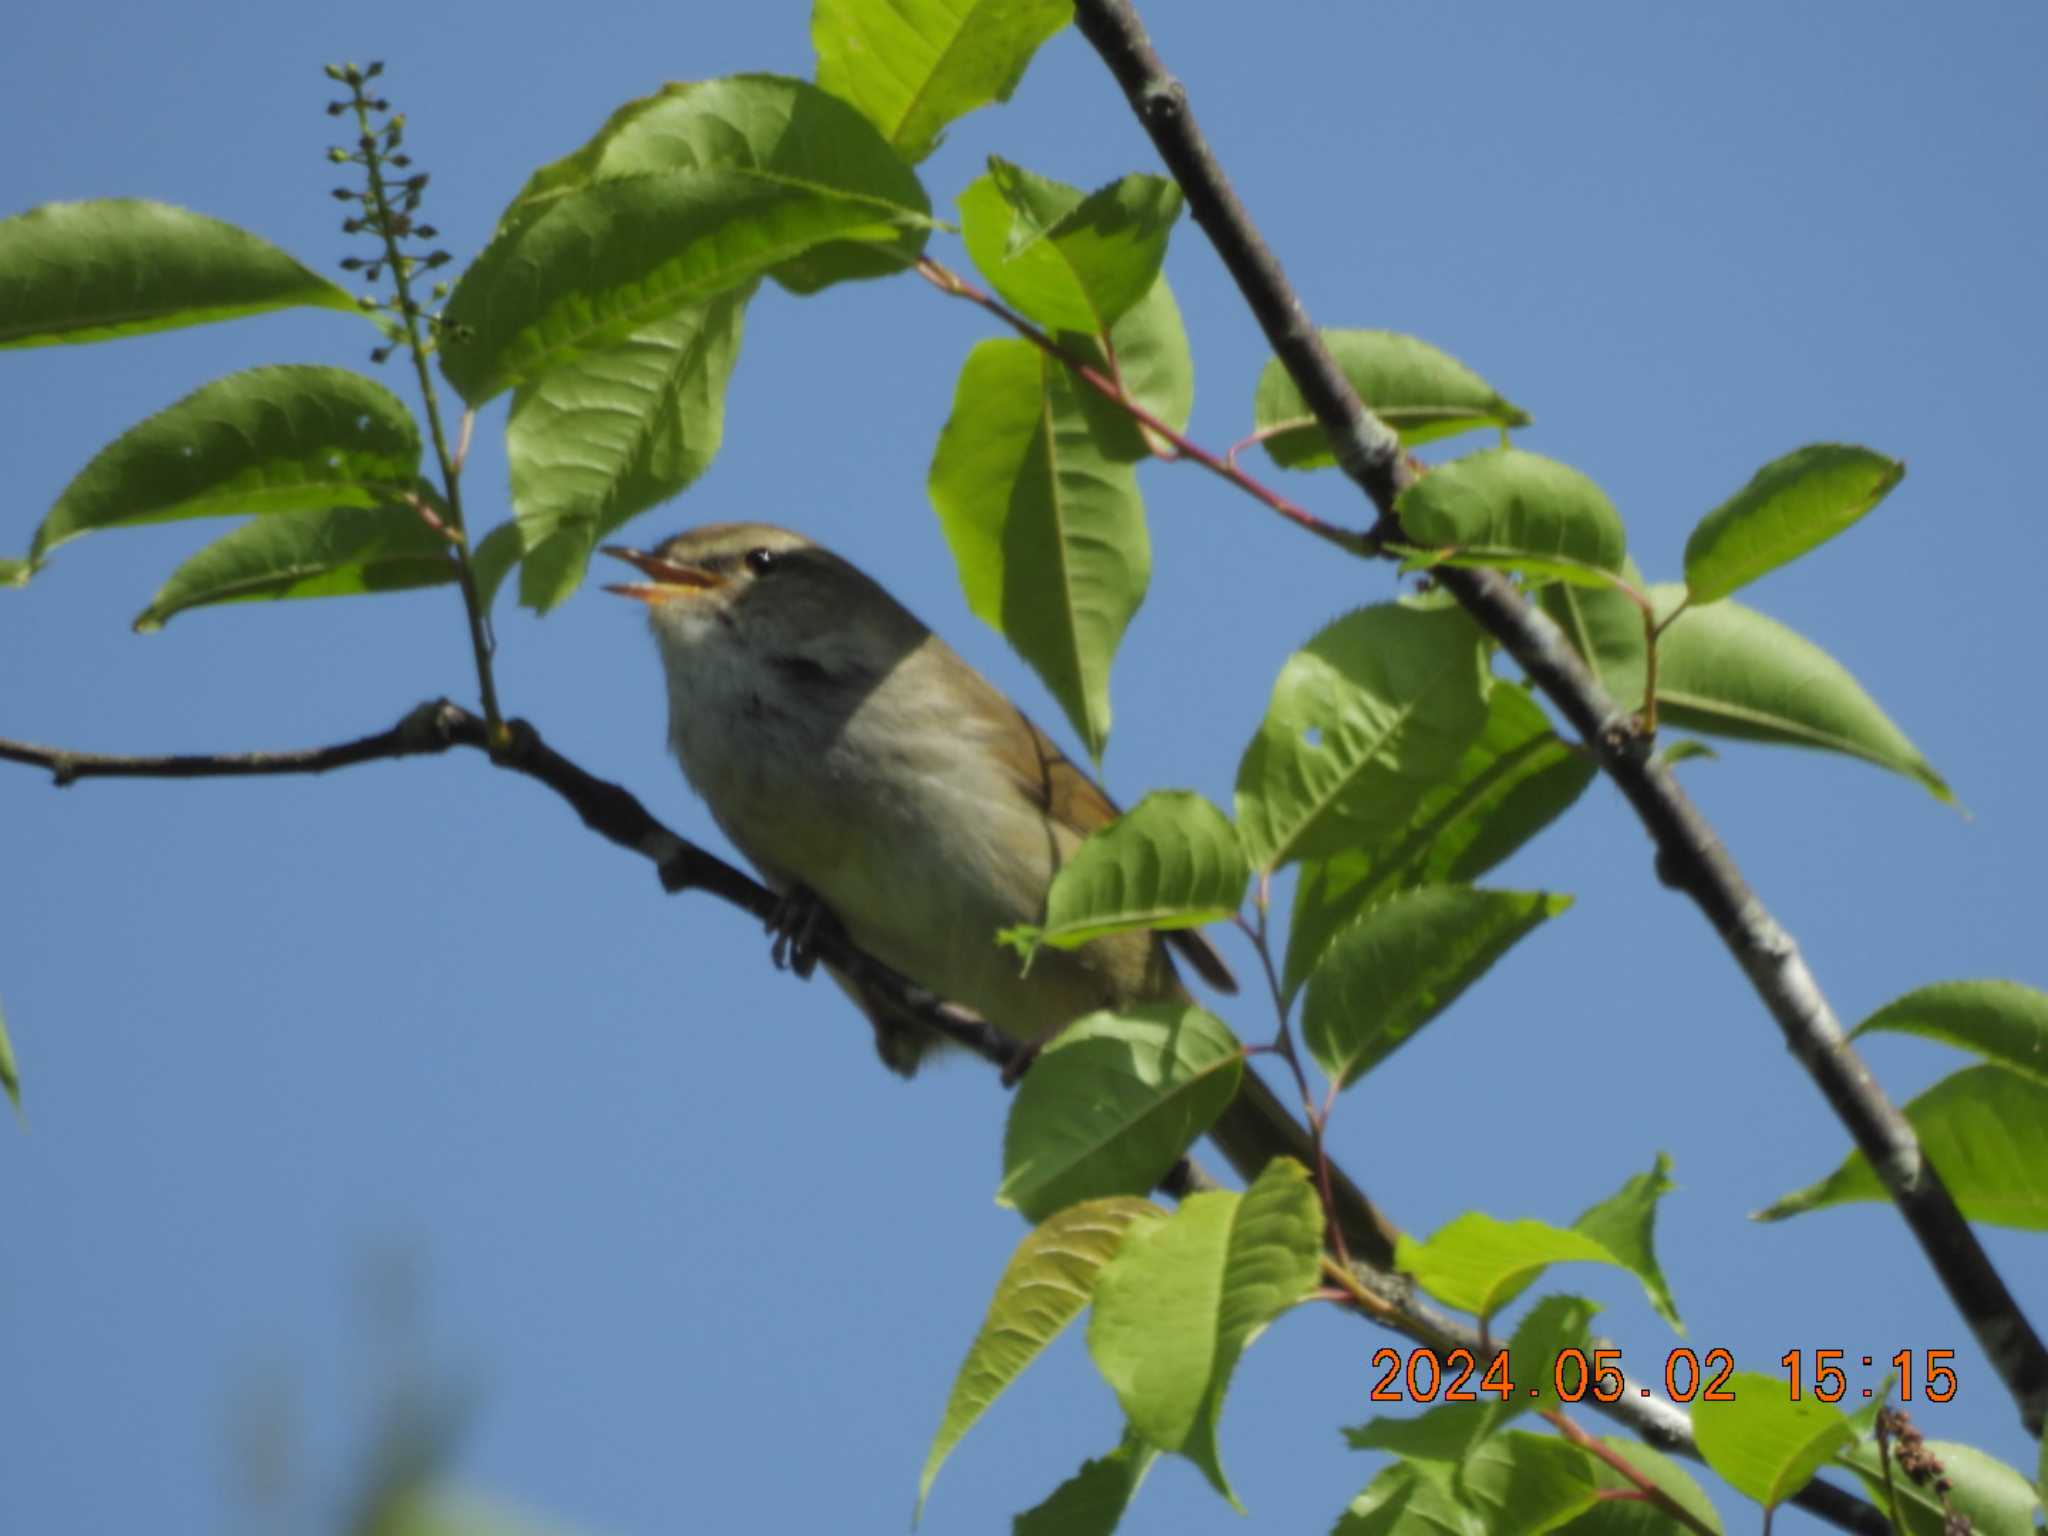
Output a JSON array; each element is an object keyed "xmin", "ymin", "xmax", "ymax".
[{"xmin": 605, "ymin": 523, "xmax": 1395, "ymax": 1262}]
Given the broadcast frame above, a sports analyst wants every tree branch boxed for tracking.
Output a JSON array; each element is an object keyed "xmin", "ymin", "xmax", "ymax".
[{"xmin": 1070, "ymin": 0, "xmax": 2047, "ymax": 1444}]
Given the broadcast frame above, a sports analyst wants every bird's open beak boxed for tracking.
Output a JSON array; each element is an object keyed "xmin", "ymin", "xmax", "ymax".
[{"xmin": 600, "ymin": 545, "xmax": 724, "ymax": 605}]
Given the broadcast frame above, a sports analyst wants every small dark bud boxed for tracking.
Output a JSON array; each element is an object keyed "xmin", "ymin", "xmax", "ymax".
[
  {"xmin": 331, "ymin": 188, "xmax": 357, "ymax": 201},
  {"xmin": 405, "ymin": 172, "xmax": 429, "ymax": 191},
  {"xmin": 415, "ymin": 224, "xmax": 438, "ymax": 239},
  {"xmin": 358, "ymin": 132, "xmax": 375, "ymax": 152},
  {"xmin": 364, "ymin": 263, "xmax": 383, "ymax": 282},
  {"xmin": 326, "ymin": 101, "xmax": 347, "ymax": 117},
  {"xmin": 341, "ymin": 217, "xmax": 362, "ymax": 233},
  {"xmin": 389, "ymin": 153, "xmax": 411, "ymax": 168},
  {"xmin": 341, "ymin": 63, "xmax": 362, "ymax": 85},
  {"xmin": 424, "ymin": 251, "xmax": 450, "ymax": 269},
  {"xmin": 364, "ymin": 60, "xmax": 384, "ymax": 79},
  {"xmin": 369, "ymin": 97, "xmax": 389, "ymax": 112},
  {"xmin": 370, "ymin": 345, "xmax": 392, "ymax": 364},
  {"xmin": 339, "ymin": 256, "xmax": 365, "ymax": 271}
]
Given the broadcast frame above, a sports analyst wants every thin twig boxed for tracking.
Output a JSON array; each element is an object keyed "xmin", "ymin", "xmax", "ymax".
[{"xmin": 1069, "ymin": 0, "xmax": 2047, "ymax": 1443}]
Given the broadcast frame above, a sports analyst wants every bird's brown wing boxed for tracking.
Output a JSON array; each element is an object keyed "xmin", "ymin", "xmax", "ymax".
[{"xmin": 983, "ymin": 693, "xmax": 1239, "ymax": 997}]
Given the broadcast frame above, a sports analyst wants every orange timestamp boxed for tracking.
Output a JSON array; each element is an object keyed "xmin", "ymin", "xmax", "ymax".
[{"xmin": 1368, "ymin": 1346, "xmax": 1959, "ymax": 1405}]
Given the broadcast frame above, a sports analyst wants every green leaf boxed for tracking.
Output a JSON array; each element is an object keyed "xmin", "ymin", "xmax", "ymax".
[
  {"xmin": 1394, "ymin": 448, "xmax": 1626, "ymax": 588},
  {"xmin": 1302, "ymin": 885, "xmax": 1567, "ymax": 1089},
  {"xmin": 132, "ymin": 500, "xmax": 455, "ymax": 631},
  {"xmin": 1537, "ymin": 555, "xmax": 1649, "ymax": 711},
  {"xmin": 1087, "ymin": 1158, "xmax": 1322, "ymax": 1504},
  {"xmin": 30, "ymin": 367, "xmax": 421, "ymax": 565},
  {"xmin": 0, "ymin": 557, "xmax": 30, "ymax": 588},
  {"xmin": 1851, "ymin": 979, "xmax": 2048, "ymax": 1086},
  {"xmin": 959, "ymin": 159, "xmax": 1182, "ymax": 336},
  {"xmin": 1839, "ymin": 1438, "xmax": 2043, "ymax": 1536},
  {"xmin": 1570, "ymin": 1153, "xmax": 1682, "ymax": 1334},
  {"xmin": 1690, "ymin": 1372, "xmax": 1853, "ymax": 1509},
  {"xmin": 1282, "ymin": 682, "xmax": 1591, "ymax": 1002},
  {"xmin": 0, "ymin": 994, "xmax": 20, "ymax": 1113},
  {"xmin": 1062, "ymin": 274, "xmax": 1193, "ymax": 460},
  {"xmin": 502, "ymin": 285, "xmax": 751, "ymax": 612},
  {"xmin": 928, "ymin": 336, "xmax": 1149, "ymax": 761},
  {"xmin": 1394, "ymin": 1214, "xmax": 1626, "ymax": 1322},
  {"xmin": 812, "ymin": 0, "xmax": 1072, "ymax": 164},
  {"xmin": 0, "ymin": 199, "xmax": 358, "ymax": 348},
  {"xmin": 1454, "ymin": 1432, "xmax": 1599, "ymax": 1536},
  {"xmin": 919, "ymin": 1197, "xmax": 1161, "ymax": 1514},
  {"xmin": 998, "ymin": 1005, "xmax": 1242, "ymax": 1222},
  {"xmin": 1017, "ymin": 790, "xmax": 1245, "ymax": 955},
  {"xmin": 1012, "ymin": 1429, "xmax": 1160, "ymax": 1536},
  {"xmin": 1684, "ymin": 444, "xmax": 1904, "ymax": 605},
  {"xmin": 1253, "ymin": 330, "xmax": 1528, "ymax": 467},
  {"xmin": 1757, "ymin": 1063, "xmax": 2048, "ymax": 1229},
  {"xmin": 469, "ymin": 521, "xmax": 524, "ymax": 617},
  {"xmin": 1583, "ymin": 1438, "xmax": 1724, "ymax": 1534},
  {"xmin": 1235, "ymin": 603, "xmax": 1490, "ymax": 873},
  {"xmin": 1333, "ymin": 1462, "xmax": 1484, "ymax": 1536},
  {"xmin": 1651, "ymin": 585, "xmax": 1952, "ymax": 802},
  {"xmin": 443, "ymin": 76, "xmax": 929, "ymax": 404}
]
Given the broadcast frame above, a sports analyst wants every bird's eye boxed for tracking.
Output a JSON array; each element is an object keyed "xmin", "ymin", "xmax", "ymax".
[{"xmin": 744, "ymin": 547, "xmax": 777, "ymax": 576}]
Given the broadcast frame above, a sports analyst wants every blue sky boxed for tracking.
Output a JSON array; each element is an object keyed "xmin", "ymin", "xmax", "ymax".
[{"xmin": 4, "ymin": 5, "xmax": 2044, "ymax": 1532}]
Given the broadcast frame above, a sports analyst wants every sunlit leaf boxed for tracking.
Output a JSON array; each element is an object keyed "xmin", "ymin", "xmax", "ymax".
[
  {"xmin": 1570, "ymin": 1153, "xmax": 1682, "ymax": 1333},
  {"xmin": 1302, "ymin": 885, "xmax": 1567, "ymax": 1089},
  {"xmin": 919, "ymin": 1198, "xmax": 1161, "ymax": 1515},
  {"xmin": 133, "ymin": 500, "xmax": 454, "ymax": 631},
  {"xmin": 1537, "ymin": 555, "xmax": 1649, "ymax": 711},
  {"xmin": 1394, "ymin": 1214, "xmax": 1623, "ymax": 1322},
  {"xmin": 1253, "ymin": 330, "xmax": 1528, "ymax": 467},
  {"xmin": 503, "ymin": 285, "xmax": 751, "ymax": 611},
  {"xmin": 30, "ymin": 366, "xmax": 420, "ymax": 565},
  {"xmin": 1394, "ymin": 447, "xmax": 1626, "ymax": 589},
  {"xmin": 1586, "ymin": 1438, "xmax": 1723, "ymax": 1534},
  {"xmin": 1012, "ymin": 1429, "xmax": 1159, "ymax": 1536},
  {"xmin": 998, "ymin": 1005, "xmax": 1242, "ymax": 1222},
  {"xmin": 1684, "ymin": 444, "xmax": 1904, "ymax": 605},
  {"xmin": 1236, "ymin": 603, "xmax": 1489, "ymax": 873},
  {"xmin": 1690, "ymin": 1373, "xmax": 1853, "ymax": 1509},
  {"xmin": 1088, "ymin": 1159, "xmax": 1322, "ymax": 1504},
  {"xmin": 0, "ymin": 994, "xmax": 20, "ymax": 1113},
  {"xmin": 444, "ymin": 76, "xmax": 929, "ymax": 403},
  {"xmin": 1455, "ymin": 1432, "xmax": 1599, "ymax": 1536},
  {"xmin": 0, "ymin": 199, "xmax": 358, "ymax": 347},
  {"xmin": 1652, "ymin": 585, "xmax": 1951, "ymax": 802},
  {"xmin": 959, "ymin": 158, "xmax": 1182, "ymax": 336},
  {"xmin": 813, "ymin": 0, "xmax": 1072, "ymax": 163},
  {"xmin": 1015, "ymin": 791, "xmax": 1245, "ymax": 955},
  {"xmin": 1757, "ymin": 1064, "xmax": 2048, "ymax": 1229},
  {"xmin": 1332, "ymin": 1462, "xmax": 1483, "ymax": 1536},
  {"xmin": 1850, "ymin": 979, "xmax": 2048, "ymax": 1087}
]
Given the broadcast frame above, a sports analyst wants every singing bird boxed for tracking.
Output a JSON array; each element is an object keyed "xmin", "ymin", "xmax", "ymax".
[{"xmin": 605, "ymin": 523, "xmax": 1393, "ymax": 1261}]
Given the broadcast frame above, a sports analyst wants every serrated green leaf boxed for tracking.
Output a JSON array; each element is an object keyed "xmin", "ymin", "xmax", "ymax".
[
  {"xmin": 1585, "ymin": 1438, "xmax": 1724, "ymax": 1534},
  {"xmin": 813, "ymin": 0, "xmax": 1072, "ymax": 164},
  {"xmin": 132, "ymin": 500, "xmax": 454, "ymax": 631},
  {"xmin": 1684, "ymin": 444, "xmax": 1904, "ymax": 605},
  {"xmin": 1282, "ymin": 682, "xmax": 1590, "ymax": 1002},
  {"xmin": 1302, "ymin": 885, "xmax": 1567, "ymax": 1089},
  {"xmin": 30, "ymin": 367, "xmax": 421, "ymax": 565},
  {"xmin": 1570, "ymin": 1153, "xmax": 1682, "ymax": 1334},
  {"xmin": 443, "ymin": 76, "xmax": 929, "ymax": 404},
  {"xmin": 0, "ymin": 994, "xmax": 20, "ymax": 1113},
  {"xmin": 1253, "ymin": 330, "xmax": 1528, "ymax": 467},
  {"xmin": 0, "ymin": 199, "xmax": 359, "ymax": 348},
  {"xmin": 999, "ymin": 1005, "xmax": 1242, "ymax": 1222},
  {"xmin": 1757, "ymin": 1063, "xmax": 2048, "ymax": 1229},
  {"xmin": 919, "ymin": 1198, "xmax": 1161, "ymax": 1515},
  {"xmin": 1022, "ymin": 790, "xmax": 1245, "ymax": 954},
  {"xmin": 502, "ymin": 285, "xmax": 751, "ymax": 612},
  {"xmin": 1012, "ymin": 1428, "xmax": 1159, "ymax": 1536},
  {"xmin": 1333, "ymin": 1462, "xmax": 1485, "ymax": 1536},
  {"xmin": 1838, "ymin": 1438, "xmax": 2042, "ymax": 1536},
  {"xmin": 1235, "ymin": 603, "xmax": 1490, "ymax": 873},
  {"xmin": 1087, "ymin": 1159, "xmax": 1321, "ymax": 1505},
  {"xmin": 959, "ymin": 159, "xmax": 1182, "ymax": 336},
  {"xmin": 1394, "ymin": 448, "xmax": 1626, "ymax": 589},
  {"xmin": 1850, "ymin": 979, "xmax": 2048, "ymax": 1086},
  {"xmin": 1394, "ymin": 1214, "xmax": 1625, "ymax": 1322},
  {"xmin": 1455, "ymin": 1431, "xmax": 1600, "ymax": 1536},
  {"xmin": 1537, "ymin": 555, "xmax": 1649, "ymax": 711},
  {"xmin": 1651, "ymin": 585, "xmax": 1952, "ymax": 802},
  {"xmin": 1691, "ymin": 1372, "xmax": 1854, "ymax": 1509},
  {"xmin": 928, "ymin": 335, "xmax": 1148, "ymax": 761},
  {"xmin": 1062, "ymin": 274, "xmax": 1192, "ymax": 460}
]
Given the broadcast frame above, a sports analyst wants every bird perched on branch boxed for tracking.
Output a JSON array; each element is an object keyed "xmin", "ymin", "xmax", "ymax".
[{"xmin": 606, "ymin": 523, "xmax": 1394, "ymax": 1264}]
